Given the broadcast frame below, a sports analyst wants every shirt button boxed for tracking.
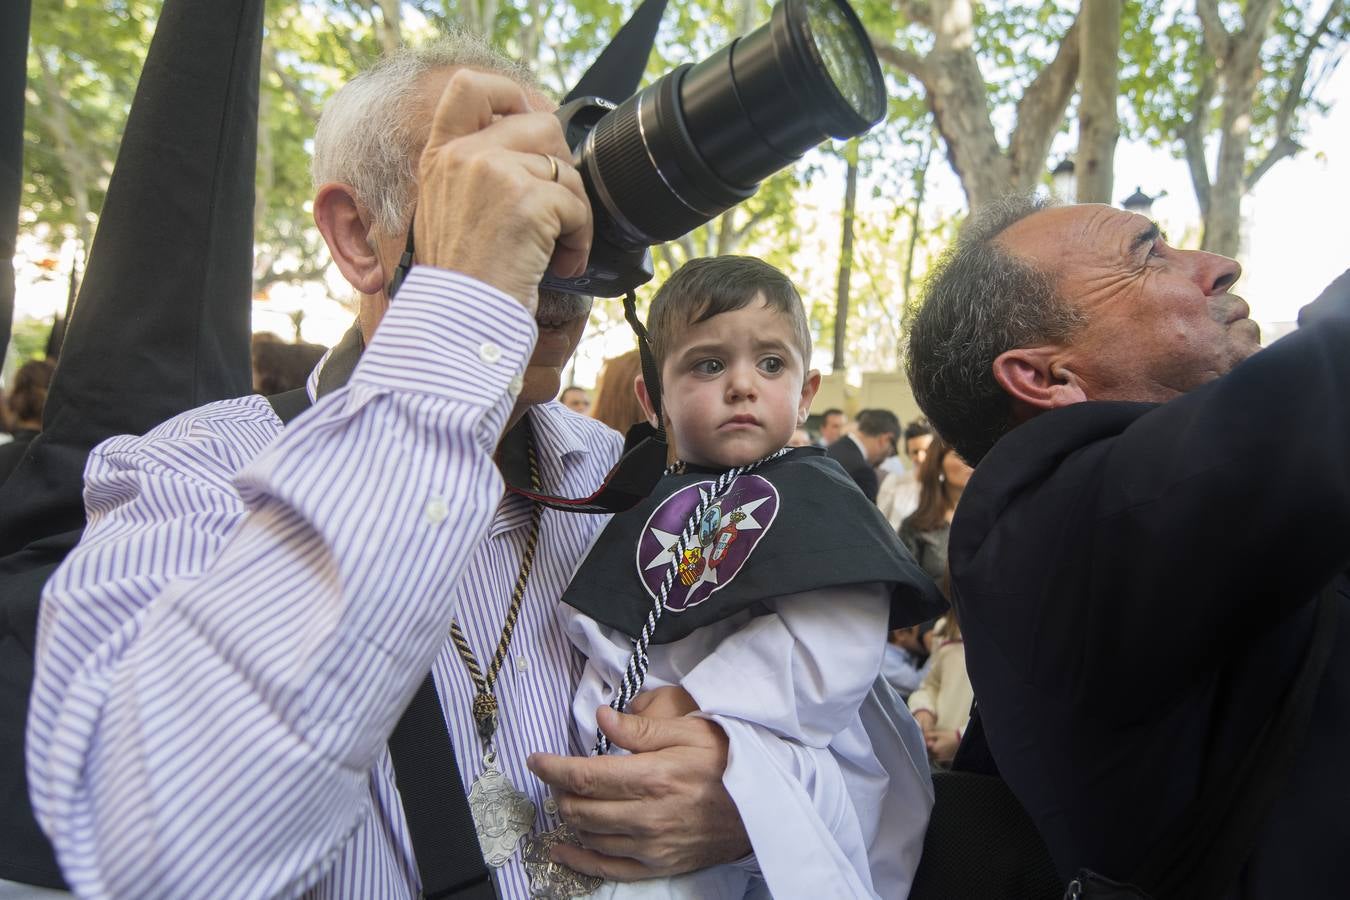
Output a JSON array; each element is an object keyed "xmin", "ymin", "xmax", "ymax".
[
  {"xmin": 424, "ymin": 496, "xmax": 449, "ymax": 525},
  {"xmin": 515, "ymin": 655, "xmax": 529, "ymax": 672},
  {"xmin": 508, "ymin": 374, "xmax": 524, "ymax": 397},
  {"xmin": 479, "ymin": 342, "xmax": 503, "ymax": 364},
  {"xmin": 543, "ymin": 796, "xmax": 559, "ymax": 816}
]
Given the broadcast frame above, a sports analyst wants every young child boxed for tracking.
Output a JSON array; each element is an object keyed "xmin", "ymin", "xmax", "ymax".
[
  {"xmin": 907, "ymin": 612, "xmax": 972, "ymax": 768},
  {"xmin": 883, "ymin": 620, "xmax": 937, "ymax": 700},
  {"xmin": 553, "ymin": 257, "xmax": 946, "ymax": 899}
]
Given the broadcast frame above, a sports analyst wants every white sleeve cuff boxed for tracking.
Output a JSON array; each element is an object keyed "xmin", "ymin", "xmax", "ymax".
[{"xmin": 351, "ymin": 266, "xmax": 538, "ymax": 407}]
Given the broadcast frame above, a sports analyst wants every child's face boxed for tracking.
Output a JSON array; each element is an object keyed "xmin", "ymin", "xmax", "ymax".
[{"xmin": 647, "ymin": 296, "xmax": 819, "ymax": 468}]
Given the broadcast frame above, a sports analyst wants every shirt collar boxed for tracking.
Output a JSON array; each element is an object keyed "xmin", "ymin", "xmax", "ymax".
[
  {"xmin": 491, "ymin": 401, "xmax": 600, "ymax": 537},
  {"xmin": 848, "ymin": 431, "xmax": 868, "ymax": 459},
  {"xmin": 304, "ymin": 347, "xmax": 331, "ymax": 403},
  {"xmin": 526, "ymin": 400, "xmax": 593, "ymax": 464}
]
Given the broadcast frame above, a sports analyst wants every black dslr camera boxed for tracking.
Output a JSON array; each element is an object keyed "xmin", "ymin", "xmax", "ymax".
[{"xmin": 540, "ymin": 0, "xmax": 886, "ymax": 298}]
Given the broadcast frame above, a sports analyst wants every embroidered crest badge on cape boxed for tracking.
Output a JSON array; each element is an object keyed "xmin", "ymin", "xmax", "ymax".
[{"xmin": 635, "ymin": 475, "xmax": 779, "ymax": 612}]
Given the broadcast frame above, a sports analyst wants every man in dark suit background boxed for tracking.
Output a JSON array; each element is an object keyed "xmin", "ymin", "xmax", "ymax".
[
  {"xmin": 906, "ymin": 195, "xmax": 1349, "ymax": 895},
  {"xmin": 817, "ymin": 407, "xmax": 847, "ymax": 445},
  {"xmin": 825, "ymin": 408, "xmax": 898, "ymax": 502}
]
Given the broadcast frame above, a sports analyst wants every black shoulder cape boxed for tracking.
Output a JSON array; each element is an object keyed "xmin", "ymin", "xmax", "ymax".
[{"xmin": 561, "ymin": 447, "xmax": 947, "ymax": 644}]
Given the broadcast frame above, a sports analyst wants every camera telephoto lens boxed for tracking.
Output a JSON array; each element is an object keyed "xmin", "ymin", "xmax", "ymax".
[
  {"xmin": 805, "ymin": 0, "xmax": 887, "ymax": 127},
  {"xmin": 548, "ymin": 0, "xmax": 886, "ymax": 297}
]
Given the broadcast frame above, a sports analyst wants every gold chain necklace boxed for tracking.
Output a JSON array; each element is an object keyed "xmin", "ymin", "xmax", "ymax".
[
  {"xmin": 450, "ymin": 439, "xmax": 543, "ymax": 745},
  {"xmin": 455, "ymin": 434, "xmax": 544, "ymax": 869},
  {"xmin": 452, "ymin": 428, "xmax": 604, "ymax": 896}
]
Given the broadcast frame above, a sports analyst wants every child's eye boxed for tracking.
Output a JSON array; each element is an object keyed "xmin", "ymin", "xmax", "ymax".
[
  {"xmin": 693, "ymin": 359, "xmax": 725, "ymax": 375},
  {"xmin": 759, "ymin": 356, "xmax": 784, "ymax": 374}
]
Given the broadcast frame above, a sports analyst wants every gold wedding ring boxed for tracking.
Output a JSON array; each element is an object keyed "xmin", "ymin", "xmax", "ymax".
[{"xmin": 542, "ymin": 153, "xmax": 560, "ymax": 183}]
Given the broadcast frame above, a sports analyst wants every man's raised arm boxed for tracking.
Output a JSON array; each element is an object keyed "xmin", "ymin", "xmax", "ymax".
[{"xmin": 26, "ymin": 70, "xmax": 587, "ymax": 899}]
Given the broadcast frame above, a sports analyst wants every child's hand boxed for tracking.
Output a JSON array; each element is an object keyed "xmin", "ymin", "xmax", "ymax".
[
  {"xmin": 925, "ymin": 728, "xmax": 961, "ymax": 765},
  {"xmin": 628, "ymin": 685, "xmax": 701, "ymax": 720},
  {"xmin": 912, "ymin": 709, "xmax": 937, "ymax": 733}
]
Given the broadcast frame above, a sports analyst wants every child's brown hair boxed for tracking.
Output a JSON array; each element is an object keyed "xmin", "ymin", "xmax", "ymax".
[{"xmin": 645, "ymin": 256, "xmax": 812, "ymax": 371}]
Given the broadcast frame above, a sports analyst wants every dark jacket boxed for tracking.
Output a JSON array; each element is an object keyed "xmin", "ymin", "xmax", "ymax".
[
  {"xmin": 948, "ymin": 270, "xmax": 1350, "ymax": 896},
  {"xmin": 898, "ymin": 518, "xmax": 950, "ymax": 589},
  {"xmin": 0, "ymin": 428, "xmax": 39, "ymax": 485},
  {"xmin": 825, "ymin": 435, "xmax": 878, "ymax": 502}
]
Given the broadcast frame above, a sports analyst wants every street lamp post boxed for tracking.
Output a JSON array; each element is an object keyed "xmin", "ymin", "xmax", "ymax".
[
  {"xmin": 1050, "ymin": 158, "xmax": 1076, "ymax": 201},
  {"xmin": 1121, "ymin": 186, "xmax": 1166, "ymax": 219}
]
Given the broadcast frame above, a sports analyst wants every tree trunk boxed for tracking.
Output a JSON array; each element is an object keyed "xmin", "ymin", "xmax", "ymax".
[
  {"xmin": 902, "ymin": 133, "xmax": 934, "ymax": 308},
  {"xmin": 1007, "ymin": 16, "xmax": 1082, "ymax": 191},
  {"xmin": 874, "ymin": 1, "xmax": 1081, "ymax": 214},
  {"xmin": 1194, "ymin": 0, "xmax": 1280, "ymax": 257},
  {"xmin": 254, "ymin": 59, "xmax": 273, "ymax": 288},
  {"xmin": 925, "ymin": 0, "xmax": 1010, "ymax": 211},
  {"xmin": 832, "ymin": 139, "xmax": 859, "ymax": 371},
  {"xmin": 518, "ymin": 0, "xmax": 550, "ymax": 71},
  {"xmin": 464, "ymin": 0, "xmax": 501, "ymax": 40},
  {"xmin": 35, "ymin": 52, "xmax": 95, "ymax": 254},
  {"xmin": 1204, "ymin": 56, "xmax": 1260, "ymax": 256},
  {"xmin": 1075, "ymin": 0, "xmax": 1121, "ymax": 203},
  {"xmin": 376, "ymin": 0, "xmax": 401, "ymax": 53},
  {"xmin": 733, "ymin": 0, "xmax": 756, "ymax": 35},
  {"xmin": 715, "ymin": 209, "xmax": 738, "ymax": 255}
]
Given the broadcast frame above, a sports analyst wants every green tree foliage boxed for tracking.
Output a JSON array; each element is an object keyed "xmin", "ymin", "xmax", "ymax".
[
  {"xmin": 24, "ymin": 0, "xmax": 155, "ymax": 253},
  {"xmin": 5, "ymin": 316, "xmax": 52, "ymax": 370},
  {"xmin": 1121, "ymin": 0, "xmax": 1345, "ymax": 256},
  {"xmin": 20, "ymin": 0, "xmax": 1343, "ymax": 371},
  {"xmin": 866, "ymin": 0, "xmax": 1083, "ymax": 211}
]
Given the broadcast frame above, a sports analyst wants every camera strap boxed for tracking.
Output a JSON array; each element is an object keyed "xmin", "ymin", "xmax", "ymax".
[
  {"xmin": 622, "ymin": 289, "xmax": 666, "ymax": 432},
  {"xmin": 490, "ymin": 289, "xmax": 672, "ymax": 515},
  {"xmin": 386, "ymin": 212, "xmax": 417, "ymax": 300}
]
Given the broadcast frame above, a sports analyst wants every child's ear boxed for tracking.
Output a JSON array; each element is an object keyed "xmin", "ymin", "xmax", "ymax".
[
  {"xmin": 634, "ymin": 374, "xmax": 662, "ymax": 429},
  {"xmin": 797, "ymin": 369, "xmax": 822, "ymax": 424}
]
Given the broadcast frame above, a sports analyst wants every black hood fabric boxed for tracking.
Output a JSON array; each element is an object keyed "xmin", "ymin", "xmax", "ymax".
[
  {"xmin": 0, "ymin": 0, "xmax": 262, "ymax": 887},
  {"xmin": 562, "ymin": 447, "xmax": 947, "ymax": 644},
  {"xmin": 0, "ymin": 0, "xmax": 30, "ymax": 360},
  {"xmin": 564, "ymin": 0, "xmax": 668, "ymax": 104}
]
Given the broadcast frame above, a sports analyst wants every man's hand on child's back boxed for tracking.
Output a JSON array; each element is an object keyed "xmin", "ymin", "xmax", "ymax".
[{"xmin": 526, "ymin": 699, "xmax": 751, "ymax": 881}]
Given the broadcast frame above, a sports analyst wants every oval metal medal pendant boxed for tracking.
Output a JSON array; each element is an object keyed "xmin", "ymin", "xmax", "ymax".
[{"xmin": 467, "ymin": 752, "xmax": 536, "ymax": 867}]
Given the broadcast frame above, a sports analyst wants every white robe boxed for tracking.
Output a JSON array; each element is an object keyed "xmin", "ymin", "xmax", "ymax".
[{"xmin": 559, "ymin": 585, "xmax": 934, "ymax": 899}]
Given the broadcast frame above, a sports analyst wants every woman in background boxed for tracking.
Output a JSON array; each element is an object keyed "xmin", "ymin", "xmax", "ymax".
[
  {"xmin": 589, "ymin": 349, "xmax": 646, "ymax": 435},
  {"xmin": 898, "ymin": 435, "xmax": 973, "ymax": 588},
  {"xmin": 907, "ymin": 608, "xmax": 970, "ymax": 766},
  {"xmin": 0, "ymin": 358, "xmax": 56, "ymax": 482}
]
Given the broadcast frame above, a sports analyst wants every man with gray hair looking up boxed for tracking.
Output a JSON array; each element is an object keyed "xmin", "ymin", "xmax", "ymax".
[
  {"xmin": 27, "ymin": 36, "xmax": 759, "ymax": 899},
  {"xmin": 906, "ymin": 196, "xmax": 1349, "ymax": 895}
]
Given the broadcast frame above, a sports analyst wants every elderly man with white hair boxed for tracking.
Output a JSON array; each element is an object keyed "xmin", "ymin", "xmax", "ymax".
[{"xmin": 26, "ymin": 36, "xmax": 762, "ymax": 899}]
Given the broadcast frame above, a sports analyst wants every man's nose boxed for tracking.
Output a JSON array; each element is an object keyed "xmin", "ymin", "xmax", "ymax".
[{"xmin": 1189, "ymin": 249, "xmax": 1241, "ymax": 295}]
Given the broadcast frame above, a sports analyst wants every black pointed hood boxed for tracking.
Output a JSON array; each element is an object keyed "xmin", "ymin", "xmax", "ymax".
[
  {"xmin": 0, "ymin": 0, "xmax": 262, "ymax": 549},
  {"xmin": 0, "ymin": 0, "xmax": 31, "ymax": 362},
  {"xmin": 0, "ymin": 1, "xmax": 263, "ymax": 885},
  {"xmin": 565, "ymin": 0, "xmax": 668, "ymax": 104}
]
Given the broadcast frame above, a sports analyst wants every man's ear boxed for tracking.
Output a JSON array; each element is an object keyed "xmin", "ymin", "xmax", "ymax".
[
  {"xmin": 992, "ymin": 345, "xmax": 1088, "ymax": 415},
  {"xmin": 798, "ymin": 368, "xmax": 822, "ymax": 424},
  {"xmin": 313, "ymin": 183, "xmax": 385, "ymax": 296},
  {"xmin": 634, "ymin": 374, "xmax": 661, "ymax": 429}
]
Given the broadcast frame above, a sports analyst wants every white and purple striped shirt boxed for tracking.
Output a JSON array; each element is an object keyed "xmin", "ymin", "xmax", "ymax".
[{"xmin": 27, "ymin": 268, "xmax": 622, "ymax": 899}]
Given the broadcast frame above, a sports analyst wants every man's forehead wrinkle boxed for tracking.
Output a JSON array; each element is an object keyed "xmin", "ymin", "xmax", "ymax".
[{"xmin": 1064, "ymin": 205, "xmax": 1144, "ymax": 264}]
